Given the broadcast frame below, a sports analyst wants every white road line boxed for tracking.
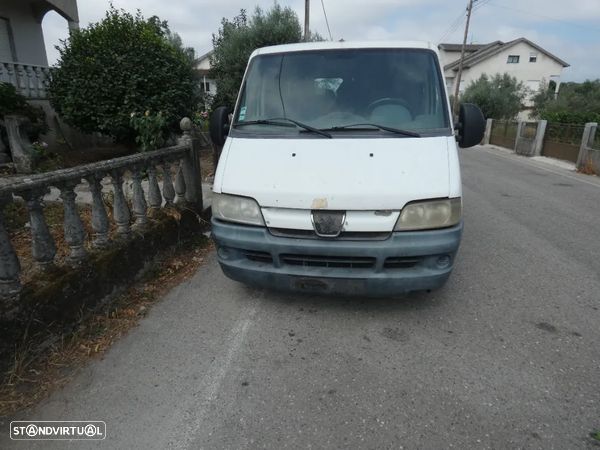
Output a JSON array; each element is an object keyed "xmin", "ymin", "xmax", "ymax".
[
  {"xmin": 168, "ymin": 304, "xmax": 258, "ymax": 450},
  {"xmin": 477, "ymin": 147, "xmax": 600, "ymax": 189}
]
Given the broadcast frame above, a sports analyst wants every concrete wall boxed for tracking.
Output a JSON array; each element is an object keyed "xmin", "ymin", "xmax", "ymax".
[{"xmin": 0, "ymin": 0, "xmax": 48, "ymax": 65}]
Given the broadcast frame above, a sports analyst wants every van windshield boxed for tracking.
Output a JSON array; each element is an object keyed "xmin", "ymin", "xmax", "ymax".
[{"xmin": 232, "ymin": 48, "xmax": 450, "ymax": 137}]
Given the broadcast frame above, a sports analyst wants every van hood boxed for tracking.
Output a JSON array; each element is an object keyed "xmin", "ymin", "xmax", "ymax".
[{"xmin": 217, "ymin": 136, "xmax": 451, "ymax": 210}]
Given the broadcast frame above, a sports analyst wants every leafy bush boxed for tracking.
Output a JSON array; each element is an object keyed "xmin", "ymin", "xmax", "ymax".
[
  {"xmin": 461, "ymin": 73, "xmax": 528, "ymax": 120},
  {"xmin": 533, "ymin": 79, "xmax": 600, "ymax": 124},
  {"xmin": 209, "ymin": 5, "xmax": 302, "ymax": 108},
  {"xmin": 130, "ymin": 111, "xmax": 168, "ymax": 152},
  {"xmin": 0, "ymin": 82, "xmax": 48, "ymax": 140},
  {"xmin": 49, "ymin": 6, "xmax": 197, "ymax": 145}
]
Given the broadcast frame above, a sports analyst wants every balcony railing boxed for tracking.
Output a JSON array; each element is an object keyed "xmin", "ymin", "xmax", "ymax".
[{"xmin": 0, "ymin": 61, "xmax": 52, "ymax": 99}]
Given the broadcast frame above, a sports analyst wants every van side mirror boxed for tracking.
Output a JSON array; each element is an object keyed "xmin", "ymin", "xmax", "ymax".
[
  {"xmin": 456, "ymin": 103, "xmax": 486, "ymax": 148},
  {"xmin": 210, "ymin": 106, "xmax": 232, "ymax": 147}
]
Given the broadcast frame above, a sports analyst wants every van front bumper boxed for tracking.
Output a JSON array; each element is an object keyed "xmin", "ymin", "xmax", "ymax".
[{"xmin": 211, "ymin": 218, "xmax": 463, "ymax": 296}]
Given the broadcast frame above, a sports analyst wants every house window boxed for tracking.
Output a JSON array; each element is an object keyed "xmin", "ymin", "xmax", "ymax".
[
  {"xmin": 0, "ymin": 17, "xmax": 17, "ymax": 61},
  {"xmin": 201, "ymin": 81, "xmax": 211, "ymax": 93},
  {"xmin": 529, "ymin": 52, "xmax": 537, "ymax": 63},
  {"xmin": 507, "ymin": 55, "xmax": 520, "ymax": 64}
]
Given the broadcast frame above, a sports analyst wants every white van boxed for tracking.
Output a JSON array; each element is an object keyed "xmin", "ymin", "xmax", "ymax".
[{"xmin": 209, "ymin": 41, "xmax": 485, "ymax": 296}]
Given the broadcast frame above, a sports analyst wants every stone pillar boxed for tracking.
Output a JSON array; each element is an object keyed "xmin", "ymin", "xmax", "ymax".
[
  {"xmin": 532, "ymin": 120, "xmax": 547, "ymax": 157},
  {"xmin": 180, "ymin": 117, "xmax": 203, "ymax": 211},
  {"xmin": 483, "ymin": 118, "xmax": 493, "ymax": 145},
  {"xmin": 576, "ymin": 122, "xmax": 598, "ymax": 169},
  {"xmin": 4, "ymin": 115, "xmax": 34, "ymax": 173}
]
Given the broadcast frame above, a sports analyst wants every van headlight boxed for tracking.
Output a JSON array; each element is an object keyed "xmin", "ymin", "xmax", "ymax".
[
  {"xmin": 394, "ymin": 198, "xmax": 462, "ymax": 231},
  {"xmin": 212, "ymin": 193, "xmax": 265, "ymax": 226}
]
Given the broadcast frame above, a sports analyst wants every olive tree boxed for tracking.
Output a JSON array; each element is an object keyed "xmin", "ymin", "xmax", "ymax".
[
  {"xmin": 461, "ymin": 73, "xmax": 528, "ymax": 120},
  {"xmin": 209, "ymin": 5, "xmax": 302, "ymax": 108},
  {"xmin": 49, "ymin": 7, "xmax": 197, "ymax": 144}
]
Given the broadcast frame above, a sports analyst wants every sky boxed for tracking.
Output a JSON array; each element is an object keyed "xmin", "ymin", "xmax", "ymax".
[{"xmin": 42, "ymin": 0, "xmax": 600, "ymax": 82}]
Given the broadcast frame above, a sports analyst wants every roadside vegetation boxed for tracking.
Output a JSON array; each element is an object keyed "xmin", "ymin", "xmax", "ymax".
[
  {"xmin": 460, "ymin": 73, "xmax": 527, "ymax": 120},
  {"xmin": 209, "ymin": 4, "xmax": 322, "ymax": 109},
  {"xmin": 532, "ymin": 79, "xmax": 600, "ymax": 124},
  {"xmin": 48, "ymin": 6, "xmax": 198, "ymax": 147}
]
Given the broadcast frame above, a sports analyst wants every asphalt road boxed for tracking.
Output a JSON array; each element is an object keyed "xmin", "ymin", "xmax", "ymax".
[{"xmin": 2, "ymin": 145, "xmax": 600, "ymax": 449}]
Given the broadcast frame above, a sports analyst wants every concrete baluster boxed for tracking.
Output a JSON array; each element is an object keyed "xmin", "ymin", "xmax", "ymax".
[
  {"xmin": 59, "ymin": 182, "xmax": 87, "ymax": 263},
  {"xmin": 86, "ymin": 175, "xmax": 110, "ymax": 248},
  {"xmin": 25, "ymin": 66, "xmax": 36, "ymax": 98},
  {"xmin": 111, "ymin": 170, "xmax": 131, "ymax": 238},
  {"xmin": 16, "ymin": 64, "xmax": 27, "ymax": 97},
  {"xmin": 161, "ymin": 162, "xmax": 175, "ymax": 206},
  {"xmin": 174, "ymin": 160, "xmax": 186, "ymax": 204},
  {"xmin": 131, "ymin": 168, "xmax": 148, "ymax": 229},
  {"xmin": 22, "ymin": 190, "xmax": 56, "ymax": 269},
  {"xmin": 147, "ymin": 166, "xmax": 162, "ymax": 210}
]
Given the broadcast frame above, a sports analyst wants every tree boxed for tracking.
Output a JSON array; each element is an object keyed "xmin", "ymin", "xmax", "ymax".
[
  {"xmin": 530, "ymin": 80, "xmax": 556, "ymax": 118},
  {"xmin": 461, "ymin": 73, "xmax": 528, "ymax": 120},
  {"xmin": 209, "ymin": 4, "xmax": 302, "ymax": 108},
  {"xmin": 533, "ymin": 79, "xmax": 600, "ymax": 124},
  {"xmin": 49, "ymin": 6, "xmax": 197, "ymax": 144}
]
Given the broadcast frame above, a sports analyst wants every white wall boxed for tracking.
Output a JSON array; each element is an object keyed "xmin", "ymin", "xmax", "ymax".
[
  {"xmin": 445, "ymin": 41, "xmax": 565, "ymax": 100},
  {"xmin": 196, "ymin": 57, "xmax": 211, "ymax": 71},
  {"xmin": 0, "ymin": 0, "xmax": 48, "ymax": 65}
]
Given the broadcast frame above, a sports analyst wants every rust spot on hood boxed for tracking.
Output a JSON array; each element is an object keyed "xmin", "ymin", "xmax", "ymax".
[{"xmin": 311, "ymin": 198, "xmax": 328, "ymax": 209}]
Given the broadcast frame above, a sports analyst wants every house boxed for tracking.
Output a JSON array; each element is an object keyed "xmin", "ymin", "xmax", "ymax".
[
  {"xmin": 1, "ymin": 0, "xmax": 78, "ymax": 99},
  {"xmin": 195, "ymin": 50, "xmax": 217, "ymax": 105},
  {"xmin": 1, "ymin": 0, "xmax": 79, "ymax": 68},
  {"xmin": 0, "ymin": 0, "xmax": 79, "ymax": 157},
  {"xmin": 438, "ymin": 38, "xmax": 569, "ymax": 117}
]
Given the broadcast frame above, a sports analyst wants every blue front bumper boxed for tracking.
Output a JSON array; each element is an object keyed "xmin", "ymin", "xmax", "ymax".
[{"xmin": 211, "ymin": 218, "xmax": 463, "ymax": 296}]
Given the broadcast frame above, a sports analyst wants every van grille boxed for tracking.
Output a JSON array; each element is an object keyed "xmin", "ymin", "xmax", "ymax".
[
  {"xmin": 281, "ymin": 254, "xmax": 375, "ymax": 269},
  {"xmin": 269, "ymin": 228, "xmax": 390, "ymax": 241}
]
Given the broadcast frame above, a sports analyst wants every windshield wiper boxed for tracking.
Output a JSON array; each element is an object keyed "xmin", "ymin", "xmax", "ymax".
[
  {"xmin": 322, "ymin": 123, "xmax": 421, "ymax": 137},
  {"xmin": 233, "ymin": 118, "xmax": 332, "ymax": 138}
]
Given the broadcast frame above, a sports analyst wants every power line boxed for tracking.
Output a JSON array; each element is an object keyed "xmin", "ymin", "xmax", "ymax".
[
  {"xmin": 438, "ymin": 0, "xmax": 493, "ymax": 43},
  {"xmin": 486, "ymin": 2, "xmax": 600, "ymax": 33},
  {"xmin": 438, "ymin": 10, "xmax": 467, "ymax": 42},
  {"xmin": 320, "ymin": 0, "xmax": 333, "ymax": 41}
]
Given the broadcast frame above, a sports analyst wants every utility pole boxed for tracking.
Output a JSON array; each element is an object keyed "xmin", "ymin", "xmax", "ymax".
[
  {"xmin": 304, "ymin": 0, "xmax": 310, "ymax": 42},
  {"xmin": 452, "ymin": 0, "xmax": 475, "ymax": 118}
]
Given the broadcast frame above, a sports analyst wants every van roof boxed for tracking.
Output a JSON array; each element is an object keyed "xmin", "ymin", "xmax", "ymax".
[{"xmin": 251, "ymin": 41, "xmax": 436, "ymax": 58}]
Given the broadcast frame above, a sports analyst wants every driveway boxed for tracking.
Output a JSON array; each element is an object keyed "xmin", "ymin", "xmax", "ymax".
[{"xmin": 2, "ymin": 145, "xmax": 600, "ymax": 449}]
